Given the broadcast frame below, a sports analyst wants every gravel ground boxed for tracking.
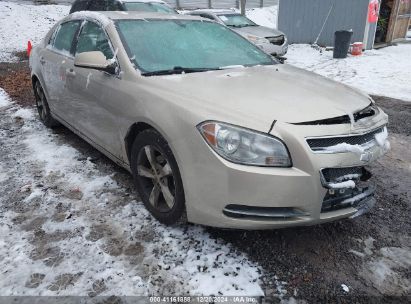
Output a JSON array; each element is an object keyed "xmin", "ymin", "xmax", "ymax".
[{"xmin": 0, "ymin": 55, "xmax": 410, "ymax": 302}]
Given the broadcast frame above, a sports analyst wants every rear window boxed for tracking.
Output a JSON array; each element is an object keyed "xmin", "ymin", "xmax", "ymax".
[{"xmin": 53, "ymin": 21, "xmax": 81, "ymax": 56}]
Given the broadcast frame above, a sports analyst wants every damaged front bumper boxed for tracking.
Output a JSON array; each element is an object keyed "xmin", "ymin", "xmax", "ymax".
[
  {"xmin": 182, "ymin": 109, "xmax": 388, "ymax": 229},
  {"xmin": 320, "ymin": 166, "xmax": 376, "ymax": 215}
]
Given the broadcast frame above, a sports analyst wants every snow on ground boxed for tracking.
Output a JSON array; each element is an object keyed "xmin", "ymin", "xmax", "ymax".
[
  {"xmin": 286, "ymin": 44, "xmax": 411, "ymax": 102},
  {"xmin": 0, "ymin": 88, "xmax": 12, "ymax": 107},
  {"xmin": 0, "ymin": 90, "xmax": 264, "ymax": 296},
  {"xmin": 0, "ymin": 1, "xmax": 68, "ymax": 61},
  {"xmin": 349, "ymin": 237, "xmax": 411, "ymax": 295}
]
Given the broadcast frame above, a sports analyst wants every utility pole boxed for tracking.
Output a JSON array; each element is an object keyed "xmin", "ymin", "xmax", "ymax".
[{"xmin": 240, "ymin": 0, "xmax": 246, "ymax": 15}]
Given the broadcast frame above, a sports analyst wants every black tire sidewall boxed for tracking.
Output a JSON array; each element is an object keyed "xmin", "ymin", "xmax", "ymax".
[
  {"xmin": 34, "ymin": 81, "xmax": 59, "ymax": 128},
  {"xmin": 130, "ymin": 129, "xmax": 186, "ymax": 225}
]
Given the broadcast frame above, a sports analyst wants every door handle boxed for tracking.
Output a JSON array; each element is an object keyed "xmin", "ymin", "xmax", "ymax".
[
  {"xmin": 40, "ymin": 57, "xmax": 46, "ymax": 65},
  {"xmin": 66, "ymin": 68, "xmax": 76, "ymax": 77}
]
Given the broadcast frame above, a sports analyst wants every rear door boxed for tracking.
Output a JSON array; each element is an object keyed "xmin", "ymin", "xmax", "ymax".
[
  {"xmin": 66, "ymin": 20, "xmax": 124, "ymax": 159},
  {"xmin": 40, "ymin": 20, "xmax": 81, "ymax": 120}
]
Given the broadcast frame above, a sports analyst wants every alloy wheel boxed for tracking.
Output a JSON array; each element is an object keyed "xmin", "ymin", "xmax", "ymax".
[{"xmin": 137, "ymin": 145, "xmax": 176, "ymax": 212}]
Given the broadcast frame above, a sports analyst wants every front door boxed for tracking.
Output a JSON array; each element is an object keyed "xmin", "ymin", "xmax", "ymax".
[{"xmin": 66, "ymin": 20, "xmax": 124, "ymax": 160}]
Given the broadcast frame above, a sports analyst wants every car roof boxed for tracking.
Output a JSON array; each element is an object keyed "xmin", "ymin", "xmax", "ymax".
[
  {"xmin": 67, "ymin": 10, "xmax": 205, "ymax": 24},
  {"xmin": 190, "ymin": 9, "xmax": 239, "ymax": 15}
]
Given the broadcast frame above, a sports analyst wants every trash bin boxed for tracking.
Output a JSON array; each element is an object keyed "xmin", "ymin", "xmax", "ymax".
[{"xmin": 333, "ymin": 30, "xmax": 353, "ymax": 59}]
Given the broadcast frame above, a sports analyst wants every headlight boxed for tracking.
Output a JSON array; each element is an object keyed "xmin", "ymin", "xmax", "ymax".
[
  {"xmin": 197, "ymin": 121, "xmax": 292, "ymax": 167},
  {"xmin": 246, "ymin": 35, "xmax": 269, "ymax": 44}
]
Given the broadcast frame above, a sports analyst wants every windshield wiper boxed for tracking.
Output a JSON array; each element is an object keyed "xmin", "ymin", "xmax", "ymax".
[
  {"xmin": 229, "ymin": 24, "xmax": 254, "ymax": 28},
  {"xmin": 142, "ymin": 66, "xmax": 221, "ymax": 76}
]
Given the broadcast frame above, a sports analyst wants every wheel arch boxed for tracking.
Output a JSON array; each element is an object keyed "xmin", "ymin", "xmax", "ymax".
[
  {"xmin": 31, "ymin": 73, "xmax": 50, "ymax": 100},
  {"xmin": 31, "ymin": 74, "xmax": 40, "ymax": 90},
  {"xmin": 124, "ymin": 122, "xmax": 156, "ymax": 163}
]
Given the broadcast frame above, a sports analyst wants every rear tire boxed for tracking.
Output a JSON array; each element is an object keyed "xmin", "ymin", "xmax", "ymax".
[
  {"xmin": 130, "ymin": 129, "xmax": 186, "ymax": 225},
  {"xmin": 34, "ymin": 81, "xmax": 59, "ymax": 128}
]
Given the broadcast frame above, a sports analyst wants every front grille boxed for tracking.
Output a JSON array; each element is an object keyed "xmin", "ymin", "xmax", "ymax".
[
  {"xmin": 307, "ymin": 127, "xmax": 383, "ymax": 151},
  {"xmin": 266, "ymin": 35, "xmax": 284, "ymax": 45}
]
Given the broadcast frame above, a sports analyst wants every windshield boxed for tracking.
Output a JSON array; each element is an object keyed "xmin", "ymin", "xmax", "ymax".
[
  {"xmin": 218, "ymin": 14, "xmax": 256, "ymax": 27},
  {"xmin": 116, "ymin": 20, "xmax": 274, "ymax": 74},
  {"xmin": 124, "ymin": 2, "xmax": 177, "ymax": 14}
]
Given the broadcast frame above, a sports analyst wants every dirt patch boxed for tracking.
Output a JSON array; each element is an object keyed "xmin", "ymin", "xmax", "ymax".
[
  {"xmin": 25, "ymin": 273, "xmax": 46, "ymax": 289},
  {"xmin": 373, "ymin": 95, "xmax": 411, "ymax": 136},
  {"xmin": 0, "ymin": 60, "xmax": 33, "ymax": 107},
  {"xmin": 21, "ymin": 216, "xmax": 48, "ymax": 231},
  {"xmin": 47, "ymin": 273, "xmax": 83, "ymax": 292},
  {"xmin": 29, "ymin": 245, "xmax": 64, "ymax": 267},
  {"xmin": 123, "ymin": 242, "xmax": 144, "ymax": 256},
  {"xmin": 86, "ymin": 223, "xmax": 114, "ymax": 242},
  {"xmin": 100, "ymin": 237, "xmax": 125, "ymax": 257},
  {"xmin": 88, "ymin": 279, "xmax": 107, "ymax": 297}
]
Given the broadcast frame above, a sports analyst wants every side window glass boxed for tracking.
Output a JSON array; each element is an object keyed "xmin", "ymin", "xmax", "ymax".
[
  {"xmin": 53, "ymin": 21, "xmax": 81, "ymax": 55},
  {"xmin": 76, "ymin": 21, "xmax": 114, "ymax": 59},
  {"xmin": 88, "ymin": 0, "xmax": 107, "ymax": 11},
  {"xmin": 48, "ymin": 26, "xmax": 59, "ymax": 46}
]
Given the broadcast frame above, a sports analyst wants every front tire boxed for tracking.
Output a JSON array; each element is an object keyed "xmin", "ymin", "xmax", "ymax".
[
  {"xmin": 130, "ymin": 129, "xmax": 186, "ymax": 225},
  {"xmin": 34, "ymin": 81, "xmax": 59, "ymax": 128}
]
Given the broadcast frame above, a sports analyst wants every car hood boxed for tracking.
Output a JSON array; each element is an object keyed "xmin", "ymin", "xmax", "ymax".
[
  {"xmin": 230, "ymin": 25, "xmax": 284, "ymax": 38},
  {"xmin": 143, "ymin": 64, "xmax": 371, "ymax": 132}
]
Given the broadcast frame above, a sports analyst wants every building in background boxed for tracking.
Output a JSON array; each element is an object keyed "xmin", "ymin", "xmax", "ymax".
[{"xmin": 277, "ymin": 0, "xmax": 411, "ymax": 49}]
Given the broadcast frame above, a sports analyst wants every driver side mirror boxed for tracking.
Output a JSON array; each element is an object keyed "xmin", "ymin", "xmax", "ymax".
[{"xmin": 74, "ymin": 51, "xmax": 116, "ymax": 74}]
